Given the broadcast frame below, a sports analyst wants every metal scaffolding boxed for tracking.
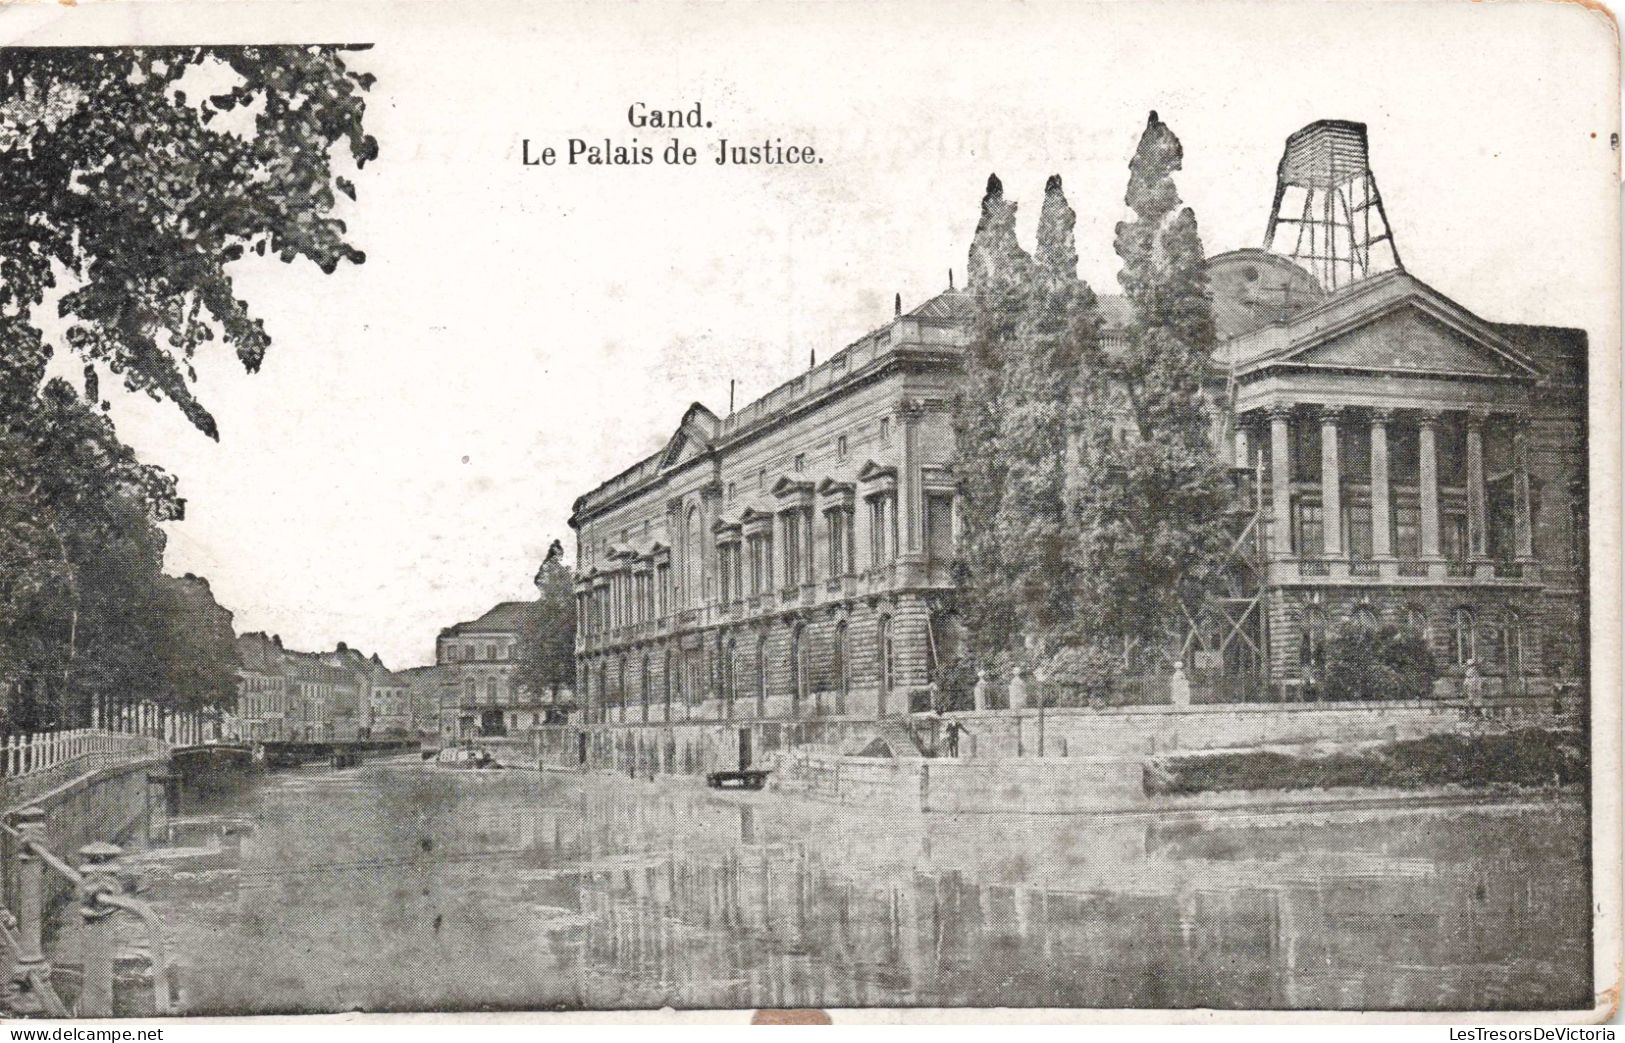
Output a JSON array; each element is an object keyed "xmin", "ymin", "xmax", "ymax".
[{"xmin": 1264, "ymin": 120, "xmax": 1403, "ymax": 291}]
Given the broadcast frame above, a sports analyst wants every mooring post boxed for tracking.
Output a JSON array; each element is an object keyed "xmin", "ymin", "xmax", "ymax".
[
  {"xmin": 13, "ymin": 807, "xmax": 49, "ymax": 985},
  {"xmin": 76, "ymin": 842, "xmax": 124, "ymax": 1018}
]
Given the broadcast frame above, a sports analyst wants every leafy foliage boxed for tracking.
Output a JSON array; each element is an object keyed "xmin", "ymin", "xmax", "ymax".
[
  {"xmin": 1067, "ymin": 112, "xmax": 1231, "ymax": 676},
  {"xmin": 516, "ymin": 540, "xmax": 579, "ymax": 714},
  {"xmin": 1150, "ymin": 729, "xmax": 1586, "ymax": 794},
  {"xmin": 995, "ymin": 176, "xmax": 1103, "ymax": 639},
  {"xmin": 949, "ymin": 115, "xmax": 1233, "ymax": 693},
  {"xmin": 0, "ymin": 46, "xmax": 377, "ymax": 437},
  {"xmin": 1322, "ymin": 615, "xmax": 1440, "ymax": 702},
  {"xmin": 0, "ymin": 47, "xmax": 375, "ymax": 729},
  {"xmin": 952, "ymin": 175, "xmax": 1032, "ymax": 666}
]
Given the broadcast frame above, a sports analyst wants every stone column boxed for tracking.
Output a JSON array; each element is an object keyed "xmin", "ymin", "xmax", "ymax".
[
  {"xmin": 1269, "ymin": 406, "xmax": 1294, "ymax": 559},
  {"xmin": 1466, "ymin": 411, "xmax": 1489, "ymax": 563},
  {"xmin": 1513, "ymin": 414, "xmax": 1535, "ymax": 563},
  {"xmin": 1319, "ymin": 407, "xmax": 1343, "ymax": 558},
  {"xmin": 1370, "ymin": 409, "xmax": 1393, "ymax": 560},
  {"xmin": 1419, "ymin": 413, "xmax": 1442, "ymax": 565},
  {"xmin": 899, "ymin": 400, "xmax": 927, "ymax": 558}
]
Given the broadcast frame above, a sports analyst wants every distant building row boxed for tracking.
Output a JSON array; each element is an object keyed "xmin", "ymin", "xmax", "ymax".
[{"xmin": 233, "ymin": 633, "xmax": 430, "ymax": 741}]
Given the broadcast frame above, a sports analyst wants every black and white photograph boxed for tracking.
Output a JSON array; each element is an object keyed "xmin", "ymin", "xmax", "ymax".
[{"xmin": 0, "ymin": 0, "xmax": 1617, "ymax": 1025}]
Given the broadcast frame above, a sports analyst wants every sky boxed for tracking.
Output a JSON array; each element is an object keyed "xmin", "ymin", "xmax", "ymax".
[{"xmin": 6, "ymin": 0, "xmax": 1618, "ymax": 669}]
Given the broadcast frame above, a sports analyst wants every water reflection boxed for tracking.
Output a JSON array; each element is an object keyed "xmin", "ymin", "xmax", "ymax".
[{"xmin": 122, "ymin": 761, "xmax": 1590, "ymax": 1014}]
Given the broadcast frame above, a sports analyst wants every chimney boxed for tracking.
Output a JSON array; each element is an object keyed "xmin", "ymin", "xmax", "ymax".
[{"xmin": 894, "ymin": 293, "xmax": 902, "ymax": 317}]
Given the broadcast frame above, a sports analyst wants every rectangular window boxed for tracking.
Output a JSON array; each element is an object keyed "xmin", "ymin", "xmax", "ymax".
[
  {"xmin": 794, "ymin": 453, "xmax": 805, "ymax": 473},
  {"xmin": 1395, "ymin": 504, "xmax": 1421, "ymax": 559},
  {"xmin": 926, "ymin": 493, "xmax": 955, "ymax": 561},
  {"xmin": 1347, "ymin": 505, "xmax": 1372, "ymax": 559},
  {"xmin": 1442, "ymin": 511, "xmax": 1469, "ymax": 564},
  {"xmin": 837, "ymin": 435, "xmax": 848, "ymax": 460},
  {"xmin": 782, "ymin": 512, "xmax": 801, "ymax": 587},
  {"xmin": 879, "ymin": 417, "xmax": 891, "ymax": 445},
  {"xmin": 1293, "ymin": 500, "xmax": 1323, "ymax": 557},
  {"xmin": 827, "ymin": 509, "xmax": 846, "ymax": 576},
  {"xmin": 869, "ymin": 495, "xmax": 895, "ymax": 564},
  {"xmin": 749, "ymin": 536, "xmax": 767, "ymax": 595},
  {"xmin": 727, "ymin": 482, "xmax": 736, "ymax": 503}
]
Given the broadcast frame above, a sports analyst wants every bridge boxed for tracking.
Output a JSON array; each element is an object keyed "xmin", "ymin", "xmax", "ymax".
[{"xmin": 258, "ymin": 737, "xmax": 418, "ymax": 769}]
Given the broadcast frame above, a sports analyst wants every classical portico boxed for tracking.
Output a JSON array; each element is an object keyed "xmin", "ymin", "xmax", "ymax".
[
  {"xmin": 1243, "ymin": 403, "xmax": 1536, "ymax": 583},
  {"xmin": 1224, "ymin": 265, "xmax": 1582, "ymax": 696}
]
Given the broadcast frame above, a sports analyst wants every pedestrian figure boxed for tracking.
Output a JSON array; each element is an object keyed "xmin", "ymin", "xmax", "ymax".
[
  {"xmin": 944, "ymin": 720, "xmax": 964, "ymax": 758},
  {"xmin": 973, "ymin": 669, "xmax": 990, "ymax": 712}
]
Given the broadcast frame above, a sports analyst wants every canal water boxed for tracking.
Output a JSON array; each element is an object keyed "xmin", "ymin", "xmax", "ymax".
[{"xmin": 106, "ymin": 757, "xmax": 1589, "ymax": 1014}]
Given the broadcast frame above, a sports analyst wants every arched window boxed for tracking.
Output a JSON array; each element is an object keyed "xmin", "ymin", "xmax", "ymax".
[
  {"xmin": 640, "ymin": 654, "xmax": 652, "ymax": 722},
  {"xmin": 878, "ymin": 616, "xmax": 895, "ymax": 715},
  {"xmin": 789, "ymin": 625, "xmax": 806, "ymax": 717},
  {"xmin": 756, "ymin": 633, "xmax": 769, "ymax": 717},
  {"xmin": 1406, "ymin": 605, "xmax": 1429, "ymax": 640},
  {"xmin": 464, "ymin": 678, "xmax": 476, "ymax": 704},
  {"xmin": 663, "ymin": 649, "xmax": 674, "ymax": 717},
  {"xmin": 1454, "ymin": 607, "xmax": 1477, "ymax": 667},
  {"xmin": 1503, "ymin": 609, "xmax": 1524, "ymax": 684},
  {"xmin": 1299, "ymin": 605, "xmax": 1326, "ymax": 689},
  {"xmin": 685, "ymin": 505, "xmax": 703, "ymax": 606},
  {"xmin": 1351, "ymin": 605, "xmax": 1379, "ymax": 630},
  {"xmin": 723, "ymin": 639, "xmax": 737, "ymax": 717},
  {"xmin": 596, "ymin": 664, "xmax": 608, "ymax": 722},
  {"xmin": 833, "ymin": 622, "xmax": 849, "ymax": 715}
]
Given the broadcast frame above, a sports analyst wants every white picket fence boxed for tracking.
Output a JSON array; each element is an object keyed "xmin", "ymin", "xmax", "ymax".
[{"xmin": 1, "ymin": 728, "xmax": 170, "ymax": 785}]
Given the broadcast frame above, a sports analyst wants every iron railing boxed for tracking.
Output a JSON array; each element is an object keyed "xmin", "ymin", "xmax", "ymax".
[{"xmin": 0, "ymin": 808, "xmax": 177, "ymax": 1017}]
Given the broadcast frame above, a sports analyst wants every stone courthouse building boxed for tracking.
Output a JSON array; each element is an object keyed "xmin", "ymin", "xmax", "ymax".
[{"xmin": 566, "ymin": 120, "xmax": 1587, "ymax": 764}]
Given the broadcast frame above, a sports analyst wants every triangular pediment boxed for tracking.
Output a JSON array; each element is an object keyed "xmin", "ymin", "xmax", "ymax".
[
  {"xmin": 1250, "ymin": 271, "xmax": 1545, "ymax": 380},
  {"xmin": 657, "ymin": 403, "xmax": 720, "ymax": 469},
  {"xmin": 856, "ymin": 460, "xmax": 897, "ymax": 483},
  {"xmin": 1289, "ymin": 304, "xmax": 1533, "ymax": 377}
]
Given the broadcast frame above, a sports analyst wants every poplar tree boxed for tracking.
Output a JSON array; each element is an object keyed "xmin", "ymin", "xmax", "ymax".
[
  {"xmin": 952, "ymin": 175, "xmax": 1031, "ymax": 668},
  {"xmin": 996, "ymin": 176, "xmax": 1101, "ymax": 641},
  {"xmin": 1067, "ymin": 112, "xmax": 1231, "ymax": 685}
]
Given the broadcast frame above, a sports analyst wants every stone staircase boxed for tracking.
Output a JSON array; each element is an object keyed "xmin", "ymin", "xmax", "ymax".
[{"xmin": 842, "ymin": 717, "xmax": 929, "ymax": 758}]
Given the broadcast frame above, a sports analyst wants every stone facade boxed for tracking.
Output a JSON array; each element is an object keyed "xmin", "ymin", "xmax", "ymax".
[
  {"xmin": 436, "ymin": 601, "xmax": 556, "ymax": 739},
  {"xmin": 567, "ymin": 136, "xmax": 1588, "ymax": 752},
  {"xmin": 1222, "ymin": 258, "xmax": 1588, "ymax": 699},
  {"xmin": 570, "ymin": 296, "xmax": 967, "ymax": 742}
]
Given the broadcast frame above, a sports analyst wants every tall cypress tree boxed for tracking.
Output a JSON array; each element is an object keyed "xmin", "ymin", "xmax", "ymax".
[
  {"xmin": 952, "ymin": 174, "xmax": 1031, "ymax": 668},
  {"xmin": 996, "ymin": 176, "xmax": 1101, "ymax": 643},
  {"xmin": 1067, "ymin": 112, "xmax": 1230, "ymax": 683}
]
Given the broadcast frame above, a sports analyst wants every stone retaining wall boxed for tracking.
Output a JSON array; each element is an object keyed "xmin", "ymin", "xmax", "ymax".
[
  {"xmin": 534, "ymin": 700, "xmax": 1484, "ymax": 779},
  {"xmin": 2, "ymin": 757, "xmax": 165, "ymax": 911}
]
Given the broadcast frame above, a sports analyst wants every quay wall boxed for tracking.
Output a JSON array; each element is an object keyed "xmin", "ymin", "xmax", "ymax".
[
  {"xmin": 532, "ymin": 700, "xmax": 1484, "ymax": 780},
  {"xmin": 2, "ymin": 757, "xmax": 165, "ymax": 911},
  {"xmin": 768, "ymin": 750, "xmax": 1150, "ymax": 814}
]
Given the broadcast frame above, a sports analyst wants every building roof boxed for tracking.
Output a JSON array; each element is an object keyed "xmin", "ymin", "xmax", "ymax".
[
  {"xmin": 570, "ymin": 240, "xmax": 1583, "ymax": 527},
  {"xmin": 440, "ymin": 601, "xmax": 533, "ymax": 638}
]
